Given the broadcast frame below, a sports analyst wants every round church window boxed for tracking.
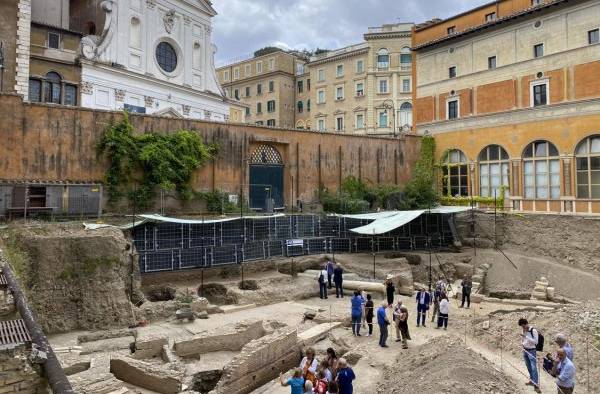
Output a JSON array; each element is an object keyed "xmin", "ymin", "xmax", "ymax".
[{"xmin": 156, "ymin": 41, "xmax": 178, "ymax": 73}]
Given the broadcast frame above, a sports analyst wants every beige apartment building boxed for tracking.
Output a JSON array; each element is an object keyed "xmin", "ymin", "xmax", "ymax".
[
  {"xmin": 217, "ymin": 51, "xmax": 306, "ymax": 128},
  {"xmin": 309, "ymin": 23, "xmax": 414, "ymax": 135},
  {"xmin": 217, "ymin": 23, "xmax": 413, "ymax": 134}
]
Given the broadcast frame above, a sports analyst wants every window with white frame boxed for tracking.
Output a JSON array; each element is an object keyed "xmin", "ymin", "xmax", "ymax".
[
  {"xmin": 356, "ymin": 82, "xmax": 364, "ymax": 96},
  {"xmin": 523, "ymin": 140, "xmax": 560, "ymax": 199},
  {"xmin": 378, "ymin": 111, "xmax": 388, "ymax": 127},
  {"xmin": 336, "ymin": 86, "xmax": 344, "ymax": 100},
  {"xmin": 479, "ymin": 145, "xmax": 510, "ymax": 198},
  {"xmin": 336, "ymin": 116, "xmax": 344, "ymax": 131},
  {"xmin": 336, "ymin": 64, "xmax": 344, "ymax": 77},
  {"xmin": 48, "ymin": 32, "xmax": 61, "ymax": 49},
  {"xmin": 356, "ymin": 59, "xmax": 364, "ymax": 73},
  {"xmin": 399, "ymin": 102, "xmax": 412, "ymax": 128},
  {"xmin": 356, "ymin": 113, "xmax": 365, "ymax": 129},
  {"xmin": 317, "ymin": 89, "xmax": 326, "ymax": 104},
  {"xmin": 257, "ymin": 61, "xmax": 263, "ymax": 73},
  {"xmin": 533, "ymin": 43, "xmax": 544, "ymax": 58},
  {"xmin": 488, "ymin": 56, "xmax": 497, "ymax": 70},
  {"xmin": 223, "ymin": 70, "xmax": 230, "ymax": 82},
  {"xmin": 269, "ymin": 80, "xmax": 275, "ymax": 92},
  {"xmin": 377, "ymin": 48, "xmax": 389, "ymax": 69},
  {"xmin": 530, "ymin": 80, "xmax": 548, "ymax": 107},
  {"xmin": 402, "ymin": 79, "xmax": 410, "ymax": 92},
  {"xmin": 485, "ymin": 12, "xmax": 496, "ymax": 22},
  {"xmin": 575, "ymin": 135, "xmax": 600, "ymax": 198},
  {"xmin": 449, "ymin": 66, "xmax": 457, "ymax": 79},
  {"xmin": 588, "ymin": 28, "xmax": 600, "ymax": 45},
  {"xmin": 379, "ymin": 79, "xmax": 388, "ymax": 94},
  {"xmin": 442, "ymin": 149, "xmax": 469, "ymax": 196},
  {"xmin": 318, "ymin": 69, "xmax": 325, "ymax": 82},
  {"xmin": 269, "ymin": 58, "xmax": 275, "ymax": 70},
  {"xmin": 318, "ymin": 119, "xmax": 325, "ymax": 131},
  {"xmin": 245, "ymin": 64, "xmax": 251, "ymax": 77},
  {"xmin": 233, "ymin": 68, "xmax": 240, "ymax": 79},
  {"xmin": 400, "ymin": 47, "xmax": 412, "ymax": 66},
  {"xmin": 447, "ymin": 99, "xmax": 459, "ymax": 119}
]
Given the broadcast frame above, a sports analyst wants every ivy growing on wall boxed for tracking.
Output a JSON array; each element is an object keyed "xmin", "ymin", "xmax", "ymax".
[
  {"xmin": 97, "ymin": 113, "xmax": 218, "ymax": 209},
  {"xmin": 401, "ymin": 135, "xmax": 438, "ymax": 209}
]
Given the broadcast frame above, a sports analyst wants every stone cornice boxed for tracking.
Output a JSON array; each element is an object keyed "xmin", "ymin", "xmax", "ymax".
[
  {"xmin": 364, "ymin": 32, "xmax": 411, "ymax": 41},
  {"xmin": 308, "ymin": 49, "xmax": 369, "ymax": 66}
]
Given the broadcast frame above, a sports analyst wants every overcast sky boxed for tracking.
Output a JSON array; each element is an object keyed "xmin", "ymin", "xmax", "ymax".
[{"xmin": 212, "ymin": 0, "xmax": 485, "ymax": 65}]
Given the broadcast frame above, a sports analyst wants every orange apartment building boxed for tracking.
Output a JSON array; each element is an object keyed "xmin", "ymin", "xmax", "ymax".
[{"xmin": 412, "ymin": 0, "xmax": 600, "ymax": 214}]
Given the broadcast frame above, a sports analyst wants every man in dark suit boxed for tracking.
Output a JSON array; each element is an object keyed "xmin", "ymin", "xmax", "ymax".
[
  {"xmin": 333, "ymin": 263, "xmax": 344, "ymax": 298},
  {"xmin": 415, "ymin": 287, "xmax": 431, "ymax": 327}
]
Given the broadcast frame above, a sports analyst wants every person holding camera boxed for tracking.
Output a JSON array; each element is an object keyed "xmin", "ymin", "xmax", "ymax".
[
  {"xmin": 377, "ymin": 301, "xmax": 391, "ymax": 347},
  {"xmin": 518, "ymin": 318, "xmax": 542, "ymax": 393}
]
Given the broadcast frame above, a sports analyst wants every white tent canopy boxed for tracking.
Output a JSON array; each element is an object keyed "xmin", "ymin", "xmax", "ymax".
[{"xmin": 345, "ymin": 206, "xmax": 471, "ymax": 235}]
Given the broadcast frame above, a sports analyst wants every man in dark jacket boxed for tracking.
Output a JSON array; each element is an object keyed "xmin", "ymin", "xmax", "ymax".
[
  {"xmin": 415, "ymin": 287, "xmax": 431, "ymax": 327},
  {"xmin": 326, "ymin": 259, "xmax": 335, "ymax": 289},
  {"xmin": 460, "ymin": 274, "xmax": 472, "ymax": 308},
  {"xmin": 333, "ymin": 263, "xmax": 344, "ymax": 298}
]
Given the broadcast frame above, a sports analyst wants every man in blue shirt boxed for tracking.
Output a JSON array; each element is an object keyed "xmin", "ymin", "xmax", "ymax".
[
  {"xmin": 377, "ymin": 301, "xmax": 390, "ymax": 347},
  {"xmin": 350, "ymin": 291, "xmax": 363, "ymax": 336},
  {"xmin": 336, "ymin": 357, "xmax": 355, "ymax": 394},
  {"xmin": 554, "ymin": 333, "xmax": 574, "ymax": 361},
  {"xmin": 555, "ymin": 348, "xmax": 576, "ymax": 394},
  {"xmin": 279, "ymin": 369, "xmax": 305, "ymax": 394}
]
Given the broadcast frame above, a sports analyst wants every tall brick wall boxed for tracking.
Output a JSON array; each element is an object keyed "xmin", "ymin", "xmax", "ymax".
[
  {"xmin": 0, "ymin": 345, "xmax": 47, "ymax": 393},
  {"xmin": 0, "ymin": 94, "xmax": 421, "ymax": 211},
  {"xmin": 14, "ymin": 0, "xmax": 31, "ymax": 99}
]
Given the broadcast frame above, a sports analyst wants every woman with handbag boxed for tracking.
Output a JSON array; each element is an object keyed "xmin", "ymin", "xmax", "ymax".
[{"xmin": 300, "ymin": 347, "xmax": 318, "ymax": 385}]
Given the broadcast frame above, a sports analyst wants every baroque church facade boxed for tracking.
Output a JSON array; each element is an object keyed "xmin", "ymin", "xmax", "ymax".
[{"xmin": 79, "ymin": 0, "xmax": 230, "ymax": 120}]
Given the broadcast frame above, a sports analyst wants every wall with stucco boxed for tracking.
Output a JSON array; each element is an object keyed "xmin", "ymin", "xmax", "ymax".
[{"xmin": 0, "ymin": 94, "xmax": 420, "ymax": 211}]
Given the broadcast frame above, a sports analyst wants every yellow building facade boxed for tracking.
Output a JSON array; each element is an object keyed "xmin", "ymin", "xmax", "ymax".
[{"xmin": 413, "ymin": 0, "xmax": 600, "ymax": 215}]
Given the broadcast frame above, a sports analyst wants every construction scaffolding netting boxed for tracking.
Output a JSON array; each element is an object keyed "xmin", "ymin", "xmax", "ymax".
[{"xmin": 123, "ymin": 208, "xmax": 470, "ymax": 273}]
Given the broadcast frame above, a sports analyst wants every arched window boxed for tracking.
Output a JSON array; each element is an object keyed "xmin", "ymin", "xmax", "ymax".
[
  {"xmin": 297, "ymin": 101, "xmax": 303, "ymax": 113},
  {"xmin": 250, "ymin": 145, "xmax": 283, "ymax": 165},
  {"xmin": 377, "ymin": 48, "xmax": 389, "ymax": 69},
  {"xmin": 130, "ymin": 17, "xmax": 141, "ymax": 48},
  {"xmin": 400, "ymin": 46, "xmax": 412, "ymax": 65},
  {"xmin": 442, "ymin": 149, "xmax": 469, "ymax": 197},
  {"xmin": 44, "ymin": 72, "xmax": 62, "ymax": 104},
  {"xmin": 523, "ymin": 140, "xmax": 560, "ymax": 199},
  {"xmin": 399, "ymin": 102, "xmax": 412, "ymax": 128},
  {"xmin": 575, "ymin": 135, "xmax": 600, "ymax": 198},
  {"xmin": 478, "ymin": 145, "xmax": 509, "ymax": 198}
]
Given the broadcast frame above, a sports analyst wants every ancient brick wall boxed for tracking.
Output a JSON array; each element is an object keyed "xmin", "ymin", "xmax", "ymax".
[
  {"xmin": 212, "ymin": 328, "xmax": 300, "ymax": 394},
  {"xmin": 0, "ymin": 94, "xmax": 420, "ymax": 212}
]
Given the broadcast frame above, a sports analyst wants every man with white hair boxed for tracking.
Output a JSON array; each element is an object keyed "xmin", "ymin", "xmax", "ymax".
[
  {"xmin": 554, "ymin": 333, "xmax": 574, "ymax": 361},
  {"xmin": 335, "ymin": 357, "xmax": 355, "ymax": 394},
  {"xmin": 377, "ymin": 300, "xmax": 391, "ymax": 347},
  {"xmin": 554, "ymin": 348, "xmax": 576, "ymax": 394}
]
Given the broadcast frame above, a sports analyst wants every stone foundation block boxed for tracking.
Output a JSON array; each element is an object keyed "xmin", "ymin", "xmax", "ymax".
[{"xmin": 109, "ymin": 357, "xmax": 182, "ymax": 394}]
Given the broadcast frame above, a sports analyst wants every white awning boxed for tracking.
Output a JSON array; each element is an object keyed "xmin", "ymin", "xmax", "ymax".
[{"xmin": 347, "ymin": 206, "xmax": 471, "ymax": 235}]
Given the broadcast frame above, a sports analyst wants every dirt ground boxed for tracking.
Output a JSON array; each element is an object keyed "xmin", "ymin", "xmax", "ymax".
[{"xmin": 44, "ymin": 250, "xmax": 600, "ymax": 393}]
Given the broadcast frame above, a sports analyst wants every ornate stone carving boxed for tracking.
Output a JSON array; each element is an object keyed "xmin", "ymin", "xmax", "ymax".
[
  {"xmin": 114, "ymin": 89, "xmax": 126, "ymax": 101},
  {"xmin": 204, "ymin": 110, "xmax": 211, "ymax": 119},
  {"xmin": 81, "ymin": 81, "xmax": 94, "ymax": 95},
  {"xmin": 205, "ymin": 26, "xmax": 212, "ymax": 35},
  {"xmin": 183, "ymin": 15, "xmax": 191, "ymax": 26},
  {"xmin": 182, "ymin": 105, "xmax": 191, "ymax": 116},
  {"xmin": 163, "ymin": 10, "xmax": 176, "ymax": 34},
  {"xmin": 80, "ymin": 0, "xmax": 115, "ymax": 61},
  {"xmin": 144, "ymin": 96, "xmax": 154, "ymax": 107},
  {"xmin": 146, "ymin": 0, "xmax": 156, "ymax": 9}
]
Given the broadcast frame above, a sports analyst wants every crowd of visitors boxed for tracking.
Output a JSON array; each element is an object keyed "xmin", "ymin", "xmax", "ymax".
[{"xmin": 281, "ymin": 347, "xmax": 352, "ymax": 394}]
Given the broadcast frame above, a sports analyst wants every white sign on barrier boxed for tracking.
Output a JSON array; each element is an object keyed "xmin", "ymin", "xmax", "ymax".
[{"xmin": 286, "ymin": 239, "xmax": 304, "ymax": 247}]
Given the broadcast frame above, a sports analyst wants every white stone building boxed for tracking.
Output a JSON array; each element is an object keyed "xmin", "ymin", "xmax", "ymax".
[{"xmin": 79, "ymin": 0, "xmax": 229, "ymax": 121}]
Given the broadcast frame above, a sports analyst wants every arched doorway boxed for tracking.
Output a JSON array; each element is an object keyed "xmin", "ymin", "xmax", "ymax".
[{"xmin": 249, "ymin": 145, "xmax": 284, "ymax": 210}]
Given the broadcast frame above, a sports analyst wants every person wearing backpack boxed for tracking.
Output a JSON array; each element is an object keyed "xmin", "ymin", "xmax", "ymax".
[{"xmin": 519, "ymin": 318, "xmax": 543, "ymax": 393}]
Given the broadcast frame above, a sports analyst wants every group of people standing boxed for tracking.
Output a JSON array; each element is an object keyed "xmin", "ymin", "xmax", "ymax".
[
  {"xmin": 518, "ymin": 318, "xmax": 576, "ymax": 394},
  {"xmin": 317, "ymin": 260, "xmax": 344, "ymax": 299},
  {"xmin": 280, "ymin": 347, "xmax": 355, "ymax": 394}
]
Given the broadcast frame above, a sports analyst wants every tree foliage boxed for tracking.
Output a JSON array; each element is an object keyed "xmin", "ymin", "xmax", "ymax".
[
  {"xmin": 97, "ymin": 113, "xmax": 218, "ymax": 209},
  {"xmin": 401, "ymin": 135, "xmax": 438, "ymax": 209},
  {"xmin": 254, "ymin": 46, "xmax": 283, "ymax": 57}
]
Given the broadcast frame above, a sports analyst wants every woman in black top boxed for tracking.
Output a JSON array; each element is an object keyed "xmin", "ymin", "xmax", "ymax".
[
  {"xmin": 365, "ymin": 294, "xmax": 374, "ymax": 336},
  {"xmin": 385, "ymin": 278, "xmax": 395, "ymax": 306}
]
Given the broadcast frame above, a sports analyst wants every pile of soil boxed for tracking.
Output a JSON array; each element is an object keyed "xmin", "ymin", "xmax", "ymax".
[
  {"xmin": 377, "ymin": 336, "xmax": 518, "ymax": 394},
  {"xmin": 472, "ymin": 301, "xmax": 600, "ymax": 392}
]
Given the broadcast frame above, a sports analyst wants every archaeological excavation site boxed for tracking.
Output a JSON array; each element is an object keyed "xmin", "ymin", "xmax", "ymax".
[{"xmin": 1, "ymin": 210, "xmax": 599, "ymax": 394}]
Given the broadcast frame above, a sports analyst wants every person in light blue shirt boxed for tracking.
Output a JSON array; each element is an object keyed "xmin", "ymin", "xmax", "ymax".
[
  {"xmin": 377, "ymin": 301, "xmax": 390, "ymax": 347},
  {"xmin": 555, "ymin": 348, "xmax": 576, "ymax": 394},
  {"xmin": 555, "ymin": 333, "xmax": 574, "ymax": 361},
  {"xmin": 280, "ymin": 369, "xmax": 305, "ymax": 394},
  {"xmin": 350, "ymin": 291, "xmax": 363, "ymax": 336}
]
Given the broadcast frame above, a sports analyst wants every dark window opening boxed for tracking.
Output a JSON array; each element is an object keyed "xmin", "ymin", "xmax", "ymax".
[
  {"xmin": 533, "ymin": 84, "xmax": 547, "ymax": 106},
  {"xmin": 156, "ymin": 42, "xmax": 178, "ymax": 73}
]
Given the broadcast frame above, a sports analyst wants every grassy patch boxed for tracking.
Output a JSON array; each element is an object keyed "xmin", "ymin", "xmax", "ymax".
[{"xmin": 58, "ymin": 256, "xmax": 120, "ymax": 281}]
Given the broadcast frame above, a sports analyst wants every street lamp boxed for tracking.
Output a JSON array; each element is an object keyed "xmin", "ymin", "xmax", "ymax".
[{"xmin": 382, "ymin": 98, "xmax": 396, "ymax": 137}]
